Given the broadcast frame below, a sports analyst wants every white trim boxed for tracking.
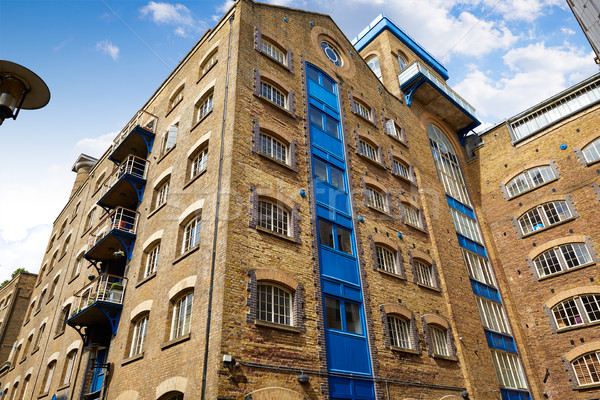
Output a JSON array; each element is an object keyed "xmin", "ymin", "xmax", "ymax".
[
  {"xmin": 186, "ymin": 131, "xmax": 212, "ymax": 158},
  {"xmin": 27, "ymin": 327, "xmax": 36, "ymax": 337},
  {"xmin": 155, "ymin": 376, "xmax": 188, "ymax": 399},
  {"xmin": 25, "ymin": 367, "xmax": 34, "ymax": 377},
  {"xmin": 168, "ymin": 81, "xmax": 186, "ymax": 101},
  {"xmin": 66, "ymin": 340, "xmax": 81, "ymax": 353},
  {"xmin": 142, "ymin": 230, "xmax": 164, "ymax": 251},
  {"xmin": 177, "ymin": 200, "xmax": 205, "ymax": 224},
  {"xmin": 198, "ymin": 41, "xmax": 221, "ymax": 67},
  {"xmin": 47, "ymin": 351, "xmax": 60, "ymax": 364},
  {"xmin": 168, "ymin": 276, "xmax": 197, "ymax": 300},
  {"xmin": 62, "ymin": 296, "xmax": 74, "ymax": 308},
  {"xmin": 130, "ymin": 300, "xmax": 153, "ymax": 320},
  {"xmin": 151, "ymin": 167, "xmax": 173, "ymax": 189},
  {"xmin": 194, "ymin": 79, "xmax": 217, "ymax": 104}
]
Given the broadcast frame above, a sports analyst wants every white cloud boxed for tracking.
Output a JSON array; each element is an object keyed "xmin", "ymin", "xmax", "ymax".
[
  {"xmin": 0, "ymin": 225, "xmax": 50, "ymax": 281},
  {"xmin": 561, "ymin": 27, "xmax": 576, "ymax": 36},
  {"xmin": 453, "ymin": 43, "xmax": 597, "ymax": 121},
  {"xmin": 140, "ymin": 1, "xmax": 201, "ymax": 37},
  {"xmin": 217, "ymin": 0, "xmax": 235, "ymax": 14},
  {"xmin": 96, "ymin": 39, "xmax": 120, "ymax": 60},
  {"xmin": 73, "ymin": 131, "xmax": 117, "ymax": 159}
]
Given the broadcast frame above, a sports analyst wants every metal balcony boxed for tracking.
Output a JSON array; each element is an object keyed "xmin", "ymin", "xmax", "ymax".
[
  {"xmin": 97, "ymin": 155, "xmax": 148, "ymax": 211},
  {"xmin": 109, "ymin": 110, "xmax": 157, "ymax": 164},
  {"xmin": 399, "ymin": 61, "xmax": 480, "ymax": 140},
  {"xmin": 67, "ymin": 273, "xmax": 127, "ymax": 337},
  {"xmin": 84, "ymin": 207, "xmax": 139, "ymax": 262}
]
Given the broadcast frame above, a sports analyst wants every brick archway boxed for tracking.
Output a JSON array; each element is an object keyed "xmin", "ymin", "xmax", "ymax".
[{"xmin": 244, "ymin": 387, "xmax": 307, "ymax": 400}]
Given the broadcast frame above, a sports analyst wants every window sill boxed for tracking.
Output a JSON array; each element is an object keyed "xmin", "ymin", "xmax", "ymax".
[
  {"xmin": 23, "ymin": 319, "xmax": 30, "ymax": 327},
  {"xmin": 575, "ymin": 382, "xmax": 600, "ymax": 391},
  {"xmin": 256, "ymin": 151, "xmax": 296, "ymax": 172},
  {"xmin": 520, "ymin": 216, "xmax": 577, "ymax": 238},
  {"xmin": 172, "ymin": 245, "xmax": 200, "ymax": 265},
  {"xmin": 19, "ymin": 357, "xmax": 26, "ymax": 364},
  {"xmin": 80, "ymin": 226, "xmax": 93, "ymax": 239},
  {"xmin": 507, "ymin": 177, "xmax": 559, "ymax": 201},
  {"xmin": 416, "ymin": 282, "xmax": 441, "ymax": 292},
  {"xmin": 70, "ymin": 213, "xmax": 78, "ymax": 223},
  {"xmin": 432, "ymin": 354, "xmax": 458, "ymax": 362},
  {"xmin": 405, "ymin": 222, "xmax": 427, "ymax": 234},
  {"xmin": 387, "ymin": 132, "xmax": 408, "ymax": 147},
  {"xmin": 31, "ymin": 347, "xmax": 39, "ymax": 356},
  {"xmin": 190, "ymin": 109, "xmax": 213, "ymax": 133},
  {"xmin": 377, "ymin": 269, "xmax": 406, "ymax": 281},
  {"xmin": 392, "ymin": 172, "xmax": 417, "ymax": 186},
  {"xmin": 256, "ymin": 226, "xmax": 299, "ymax": 244},
  {"xmin": 367, "ymin": 205, "xmax": 394, "ymax": 218},
  {"xmin": 68, "ymin": 273, "xmax": 80, "ymax": 285},
  {"xmin": 584, "ymin": 158, "xmax": 600, "ymax": 168},
  {"xmin": 254, "ymin": 319, "xmax": 301, "ymax": 333},
  {"xmin": 148, "ymin": 202, "xmax": 166, "ymax": 220},
  {"xmin": 256, "ymin": 94, "xmax": 294, "ymax": 119},
  {"xmin": 556, "ymin": 319, "xmax": 600, "ymax": 333},
  {"xmin": 122, "ymin": 352, "xmax": 144, "ymax": 366},
  {"xmin": 257, "ymin": 49, "xmax": 291, "ymax": 72},
  {"xmin": 157, "ymin": 145, "xmax": 176, "ymax": 165},
  {"xmin": 161, "ymin": 333, "xmax": 191, "ymax": 350},
  {"xmin": 58, "ymin": 252, "xmax": 67, "ymax": 262},
  {"xmin": 34, "ymin": 309, "xmax": 41, "ymax": 317},
  {"xmin": 54, "ymin": 330, "xmax": 65, "ymax": 340},
  {"xmin": 537, "ymin": 262, "xmax": 596, "ymax": 281},
  {"xmin": 165, "ymin": 99, "xmax": 182, "ymax": 118},
  {"xmin": 183, "ymin": 168, "xmax": 207, "ymax": 190},
  {"xmin": 353, "ymin": 111, "xmax": 376, "ymax": 128},
  {"xmin": 136, "ymin": 272, "xmax": 156, "ymax": 288},
  {"xmin": 390, "ymin": 345, "xmax": 419, "ymax": 355},
  {"xmin": 57, "ymin": 382, "xmax": 71, "ymax": 392},
  {"xmin": 38, "ymin": 392, "xmax": 49, "ymax": 399},
  {"xmin": 46, "ymin": 295, "xmax": 54, "ymax": 305},
  {"xmin": 357, "ymin": 153, "xmax": 385, "ymax": 169}
]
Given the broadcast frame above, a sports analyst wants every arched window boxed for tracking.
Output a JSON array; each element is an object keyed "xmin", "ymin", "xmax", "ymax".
[
  {"xmin": 259, "ymin": 132, "xmax": 288, "ymax": 164},
  {"xmin": 572, "ymin": 351, "xmax": 600, "ymax": 386},
  {"xmin": 40, "ymin": 360, "xmax": 56, "ymax": 394},
  {"xmin": 366, "ymin": 56, "xmax": 382, "ymax": 80},
  {"xmin": 19, "ymin": 375, "xmax": 31, "ymax": 400},
  {"xmin": 182, "ymin": 216, "xmax": 201, "ymax": 254},
  {"xmin": 189, "ymin": 146, "xmax": 208, "ymax": 179},
  {"xmin": 85, "ymin": 207, "xmax": 96, "ymax": 231},
  {"xmin": 159, "ymin": 392, "xmax": 184, "ymax": 400},
  {"xmin": 143, "ymin": 243, "xmax": 160, "ymax": 278},
  {"xmin": 352, "ymin": 99, "xmax": 372, "ymax": 121},
  {"xmin": 517, "ymin": 200, "xmax": 573, "ymax": 235},
  {"xmin": 155, "ymin": 178, "xmax": 169, "ymax": 209},
  {"xmin": 260, "ymin": 81, "xmax": 286, "ymax": 108},
  {"xmin": 582, "ymin": 137, "xmax": 600, "ymax": 164},
  {"xmin": 22, "ymin": 334, "xmax": 33, "ymax": 360},
  {"xmin": 61, "ymin": 350, "xmax": 77, "ymax": 386},
  {"xmin": 200, "ymin": 49, "xmax": 218, "ymax": 76},
  {"xmin": 261, "ymin": 38, "xmax": 286, "ymax": 65},
  {"xmin": 194, "ymin": 91, "xmax": 213, "ymax": 123},
  {"xmin": 55, "ymin": 304, "xmax": 71, "ymax": 335},
  {"xmin": 358, "ymin": 138, "xmax": 378, "ymax": 161},
  {"xmin": 34, "ymin": 323, "xmax": 46, "ymax": 351},
  {"xmin": 375, "ymin": 245, "xmax": 398, "ymax": 274},
  {"xmin": 427, "ymin": 124, "xmax": 471, "ymax": 205},
  {"xmin": 129, "ymin": 314, "xmax": 149, "ymax": 357},
  {"xmin": 505, "ymin": 165, "xmax": 556, "ymax": 198},
  {"xmin": 257, "ymin": 284, "xmax": 292, "ymax": 325},
  {"xmin": 398, "ymin": 53, "xmax": 407, "ymax": 70},
  {"xmin": 551, "ymin": 294, "xmax": 600, "ymax": 329},
  {"xmin": 170, "ymin": 292, "xmax": 193, "ymax": 340},
  {"xmin": 365, "ymin": 186, "xmax": 387, "ymax": 212},
  {"xmin": 401, "ymin": 203, "xmax": 422, "ymax": 229},
  {"xmin": 168, "ymin": 85, "xmax": 184, "ymax": 112},
  {"xmin": 533, "ymin": 242, "xmax": 592, "ymax": 278},
  {"xmin": 414, "ymin": 259, "xmax": 435, "ymax": 288}
]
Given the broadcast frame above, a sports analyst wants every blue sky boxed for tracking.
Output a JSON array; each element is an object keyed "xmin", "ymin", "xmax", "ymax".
[{"xmin": 0, "ymin": 0, "xmax": 598, "ymax": 282}]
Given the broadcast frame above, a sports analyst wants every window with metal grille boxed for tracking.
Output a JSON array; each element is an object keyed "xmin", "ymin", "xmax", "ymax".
[
  {"xmin": 170, "ymin": 292, "xmax": 193, "ymax": 340},
  {"xmin": 353, "ymin": 100, "xmax": 371, "ymax": 120},
  {"xmin": 190, "ymin": 147, "xmax": 208, "ymax": 179},
  {"xmin": 259, "ymin": 133, "xmax": 287, "ymax": 164},
  {"xmin": 490, "ymin": 350, "xmax": 528, "ymax": 389},
  {"xmin": 155, "ymin": 179, "xmax": 169, "ymax": 209},
  {"xmin": 260, "ymin": 81, "xmax": 286, "ymax": 108},
  {"xmin": 518, "ymin": 201, "xmax": 572, "ymax": 235},
  {"xmin": 534, "ymin": 243, "xmax": 592, "ymax": 278},
  {"xmin": 130, "ymin": 315, "xmax": 148, "ymax": 357},
  {"xmin": 195, "ymin": 93, "xmax": 213, "ymax": 123},
  {"xmin": 506, "ymin": 166, "xmax": 556, "ymax": 198},
  {"xmin": 376, "ymin": 246, "xmax": 396, "ymax": 273},
  {"xmin": 572, "ymin": 352, "xmax": 600, "ymax": 386},
  {"xmin": 388, "ymin": 316, "xmax": 411, "ymax": 348},
  {"xmin": 182, "ymin": 216, "xmax": 201, "ymax": 253},
  {"xmin": 461, "ymin": 249, "xmax": 496, "ymax": 287},
  {"xmin": 403, "ymin": 204, "xmax": 421, "ymax": 228},
  {"xmin": 366, "ymin": 187, "xmax": 386, "ymax": 212},
  {"xmin": 261, "ymin": 40, "xmax": 285, "ymax": 64},
  {"xmin": 258, "ymin": 201, "xmax": 289, "ymax": 236},
  {"xmin": 415, "ymin": 260, "xmax": 434, "ymax": 287},
  {"xmin": 392, "ymin": 159, "xmax": 410, "ymax": 180},
  {"xmin": 429, "ymin": 326, "xmax": 448, "ymax": 356},
  {"xmin": 258, "ymin": 284, "xmax": 292, "ymax": 325},
  {"xmin": 583, "ymin": 137, "xmax": 600, "ymax": 164},
  {"xmin": 476, "ymin": 296, "xmax": 511, "ymax": 334},
  {"xmin": 144, "ymin": 244, "xmax": 160, "ymax": 278},
  {"xmin": 359, "ymin": 139, "xmax": 377, "ymax": 161}
]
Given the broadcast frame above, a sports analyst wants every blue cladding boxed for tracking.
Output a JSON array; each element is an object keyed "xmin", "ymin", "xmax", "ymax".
[
  {"xmin": 326, "ymin": 331, "xmax": 371, "ymax": 374},
  {"xmin": 457, "ymin": 234, "xmax": 488, "ymax": 258},
  {"xmin": 329, "ymin": 376, "xmax": 376, "ymax": 399},
  {"xmin": 501, "ymin": 388, "xmax": 531, "ymax": 400},
  {"xmin": 446, "ymin": 195, "xmax": 476, "ymax": 220},
  {"xmin": 321, "ymin": 279, "xmax": 362, "ymax": 302},
  {"xmin": 485, "ymin": 330, "xmax": 517, "ymax": 353},
  {"xmin": 470, "ymin": 279, "xmax": 502, "ymax": 303},
  {"xmin": 315, "ymin": 181, "xmax": 350, "ymax": 214}
]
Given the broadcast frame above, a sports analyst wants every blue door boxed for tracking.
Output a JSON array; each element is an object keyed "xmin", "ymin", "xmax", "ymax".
[{"xmin": 90, "ymin": 349, "xmax": 106, "ymax": 393}]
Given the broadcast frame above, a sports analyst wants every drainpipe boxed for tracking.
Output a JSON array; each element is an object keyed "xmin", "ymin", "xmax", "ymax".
[{"xmin": 200, "ymin": 13, "xmax": 235, "ymax": 400}]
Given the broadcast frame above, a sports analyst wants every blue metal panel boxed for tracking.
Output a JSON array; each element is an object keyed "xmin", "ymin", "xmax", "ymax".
[
  {"xmin": 446, "ymin": 195, "xmax": 476, "ymax": 220},
  {"xmin": 311, "ymin": 130, "xmax": 344, "ymax": 160},
  {"xmin": 325, "ymin": 331, "xmax": 371, "ymax": 374},
  {"xmin": 470, "ymin": 279, "xmax": 502, "ymax": 303},
  {"xmin": 350, "ymin": 14, "xmax": 449, "ymax": 81},
  {"xmin": 308, "ymin": 81, "xmax": 339, "ymax": 111},
  {"xmin": 329, "ymin": 376, "xmax": 375, "ymax": 400},
  {"xmin": 485, "ymin": 330, "xmax": 517, "ymax": 353},
  {"xmin": 457, "ymin": 234, "xmax": 488, "ymax": 258},
  {"xmin": 316, "ymin": 205, "xmax": 353, "ymax": 229},
  {"xmin": 315, "ymin": 181, "xmax": 349, "ymax": 214},
  {"xmin": 320, "ymin": 247, "xmax": 360, "ymax": 285},
  {"xmin": 500, "ymin": 388, "xmax": 531, "ymax": 400}
]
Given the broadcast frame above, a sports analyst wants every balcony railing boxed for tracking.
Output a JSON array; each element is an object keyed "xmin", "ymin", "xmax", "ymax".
[
  {"xmin": 87, "ymin": 207, "xmax": 139, "ymax": 252},
  {"xmin": 70, "ymin": 273, "xmax": 127, "ymax": 316},
  {"xmin": 112, "ymin": 110, "xmax": 158, "ymax": 148},
  {"xmin": 99, "ymin": 155, "xmax": 148, "ymax": 198},
  {"xmin": 398, "ymin": 61, "xmax": 476, "ymax": 117}
]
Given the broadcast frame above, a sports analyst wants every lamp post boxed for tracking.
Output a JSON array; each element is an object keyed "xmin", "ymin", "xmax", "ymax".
[{"xmin": 0, "ymin": 60, "xmax": 50, "ymax": 125}]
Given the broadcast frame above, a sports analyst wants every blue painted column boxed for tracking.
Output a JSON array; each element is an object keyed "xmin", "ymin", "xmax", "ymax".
[{"xmin": 306, "ymin": 64, "xmax": 375, "ymax": 400}]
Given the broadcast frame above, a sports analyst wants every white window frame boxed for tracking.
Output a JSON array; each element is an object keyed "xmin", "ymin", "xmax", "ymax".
[
  {"xmin": 415, "ymin": 260, "xmax": 434, "ymax": 287},
  {"xmin": 582, "ymin": 137, "xmax": 600, "ymax": 164},
  {"xmin": 375, "ymin": 246, "xmax": 397, "ymax": 274},
  {"xmin": 461, "ymin": 249, "xmax": 496, "ymax": 287},
  {"xmin": 476, "ymin": 296, "xmax": 511, "ymax": 334},
  {"xmin": 258, "ymin": 201, "xmax": 289, "ymax": 236},
  {"xmin": 366, "ymin": 187, "xmax": 387, "ymax": 212},
  {"xmin": 388, "ymin": 315, "xmax": 411, "ymax": 349},
  {"xmin": 534, "ymin": 243, "xmax": 593, "ymax": 278},
  {"xmin": 144, "ymin": 244, "xmax": 160, "ymax": 278},
  {"xmin": 260, "ymin": 81, "xmax": 286, "ymax": 108},
  {"xmin": 506, "ymin": 166, "xmax": 556, "ymax": 198},
  {"xmin": 353, "ymin": 100, "xmax": 371, "ymax": 120},
  {"xmin": 62, "ymin": 350, "xmax": 77, "ymax": 385},
  {"xmin": 430, "ymin": 326, "xmax": 449, "ymax": 356},
  {"xmin": 261, "ymin": 39, "xmax": 286, "ymax": 65},
  {"xmin": 201, "ymin": 51, "xmax": 217, "ymax": 75},
  {"xmin": 518, "ymin": 201, "xmax": 572, "ymax": 235},
  {"xmin": 490, "ymin": 350, "xmax": 528, "ymax": 390},
  {"xmin": 190, "ymin": 147, "xmax": 208, "ymax": 179},
  {"xmin": 169, "ymin": 86, "xmax": 184, "ymax": 111},
  {"xmin": 195, "ymin": 93, "xmax": 213, "ymax": 123},
  {"xmin": 130, "ymin": 315, "xmax": 149, "ymax": 357},
  {"xmin": 403, "ymin": 204, "xmax": 421, "ymax": 228},
  {"xmin": 182, "ymin": 216, "xmax": 201, "ymax": 253},
  {"xmin": 358, "ymin": 139, "xmax": 377, "ymax": 161},
  {"xmin": 42, "ymin": 361, "xmax": 56, "ymax": 394},
  {"xmin": 257, "ymin": 284, "xmax": 292, "ymax": 326},
  {"xmin": 572, "ymin": 352, "xmax": 600, "ymax": 386},
  {"xmin": 450, "ymin": 209, "xmax": 483, "ymax": 243},
  {"xmin": 259, "ymin": 133, "xmax": 288, "ymax": 164},
  {"xmin": 170, "ymin": 292, "xmax": 193, "ymax": 340},
  {"xmin": 367, "ymin": 56, "xmax": 382, "ymax": 80},
  {"xmin": 392, "ymin": 159, "xmax": 410, "ymax": 180},
  {"xmin": 552, "ymin": 294, "xmax": 600, "ymax": 329},
  {"xmin": 155, "ymin": 179, "xmax": 169, "ymax": 209}
]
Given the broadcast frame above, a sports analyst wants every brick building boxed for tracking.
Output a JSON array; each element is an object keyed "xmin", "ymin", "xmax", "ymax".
[{"xmin": 0, "ymin": 1, "xmax": 597, "ymax": 399}]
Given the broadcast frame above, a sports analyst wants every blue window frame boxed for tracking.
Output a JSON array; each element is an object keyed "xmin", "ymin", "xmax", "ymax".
[
  {"xmin": 314, "ymin": 157, "xmax": 345, "ymax": 190},
  {"xmin": 307, "ymin": 65, "xmax": 336, "ymax": 93},
  {"xmin": 310, "ymin": 105, "xmax": 340, "ymax": 138},
  {"xmin": 325, "ymin": 296, "xmax": 363, "ymax": 335},
  {"xmin": 318, "ymin": 219, "xmax": 353, "ymax": 255}
]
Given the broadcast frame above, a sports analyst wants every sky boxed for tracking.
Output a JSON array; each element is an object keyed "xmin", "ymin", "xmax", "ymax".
[{"xmin": 0, "ymin": 0, "xmax": 598, "ymax": 282}]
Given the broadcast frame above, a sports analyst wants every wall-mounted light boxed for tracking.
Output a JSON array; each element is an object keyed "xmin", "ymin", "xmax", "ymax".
[
  {"xmin": 297, "ymin": 373, "xmax": 309, "ymax": 384},
  {"xmin": 461, "ymin": 391, "xmax": 469, "ymax": 399},
  {"xmin": 0, "ymin": 60, "xmax": 50, "ymax": 125}
]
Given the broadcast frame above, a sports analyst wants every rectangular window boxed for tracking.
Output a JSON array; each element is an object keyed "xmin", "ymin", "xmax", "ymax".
[
  {"xmin": 388, "ymin": 316, "xmax": 411, "ymax": 348},
  {"xmin": 144, "ymin": 245, "xmax": 160, "ymax": 278},
  {"xmin": 196, "ymin": 93, "xmax": 213, "ymax": 123},
  {"xmin": 450, "ymin": 209, "xmax": 483, "ymax": 243},
  {"xmin": 130, "ymin": 316, "xmax": 148, "ymax": 357},
  {"xmin": 190, "ymin": 148, "xmax": 208, "ymax": 179},
  {"xmin": 259, "ymin": 133, "xmax": 287, "ymax": 164},
  {"xmin": 376, "ymin": 246, "xmax": 397, "ymax": 274},
  {"xmin": 491, "ymin": 350, "xmax": 528, "ymax": 390},
  {"xmin": 258, "ymin": 201, "xmax": 289, "ymax": 236},
  {"xmin": 260, "ymin": 82, "xmax": 286, "ymax": 108},
  {"xmin": 461, "ymin": 249, "xmax": 496, "ymax": 287},
  {"xmin": 170, "ymin": 293, "xmax": 193, "ymax": 340},
  {"xmin": 415, "ymin": 261, "xmax": 434, "ymax": 287},
  {"xmin": 359, "ymin": 140, "xmax": 377, "ymax": 161},
  {"xmin": 155, "ymin": 180, "xmax": 169, "ymax": 209},
  {"xmin": 476, "ymin": 296, "xmax": 511, "ymax": 334},
  {"xmin": 258, "ymin": 284, "xmax": 291, "ymax": 325},
  {"xmin": 366, "ymin": 188, "xmax": 386, "ymax": 212},
  {"xmin": 430, "ymin": 326, "xmax": 449, "ymax": 356},
  {"xmin": 162, "ymin": 125, "xmax": 178, "ymax": 154},
  {"xmin": 582, "ymin": 295, "xmax": 600, "ymax": 322}
]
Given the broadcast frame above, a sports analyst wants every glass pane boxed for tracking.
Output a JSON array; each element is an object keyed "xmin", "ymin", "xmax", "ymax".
[
  {"xmin": 325, "ymin": 297, "xmax": 342, "ymax": 330},
  {"xmin": 313, "ymin": 158, "xmax": 328, "ymax": 181},
  {"xmin": 330, "ymin": 166, "xmax": 344, "ymax": 190},
  {"xmin": 337, "ymin": 227, "xmax": 352, "ymax": 254},
  {"xmin": 325, "ymin": 114, "xmax": 339, "ymax": 138},
  {"xmin": 345, "ymin": 302, "xmax": 362, "ymax": 334},
  {"xmin": 307, "ymin": 67, "xmax": 320, "ymax": 84},
  {"xmin": 310, "ymin": 106, "xmax": 324, "ymax": 130},
  {"xmin": 322, "ymin": 74, "xmax": 335, "ymax": 93},
  {"xmin": 318, "ymin": 220, "xmax": 334, "ymax": 248}
]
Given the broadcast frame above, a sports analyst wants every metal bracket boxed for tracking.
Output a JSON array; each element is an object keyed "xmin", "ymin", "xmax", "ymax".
[{"xmin": 404, "ymin": 78, "xmax": 425, "ymax": 107}]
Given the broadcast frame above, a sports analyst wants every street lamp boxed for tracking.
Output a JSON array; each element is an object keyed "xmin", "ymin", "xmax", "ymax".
[{"xmin": 0, "ymin": 60, "xmax": 50, "ymax": 125}]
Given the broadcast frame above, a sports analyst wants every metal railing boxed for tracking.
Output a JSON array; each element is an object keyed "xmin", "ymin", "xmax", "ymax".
[
  {"xmin": 87, "ymin": 207, "xmax": 139, "ymax": 251},
  {"xmin": 112, "ymin": 110, "xmax": 158, "ymax": 147},
  {"xmin": 99, "ymin": 155, "xmax": 148, "ymax": 198},
  {"xmin": 70, "ymin": 273, "xmax": 128, "ymax": 316},
  {"xmin": 398, "ymin": 61, "xmax": 476, "ymax": 117}
]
